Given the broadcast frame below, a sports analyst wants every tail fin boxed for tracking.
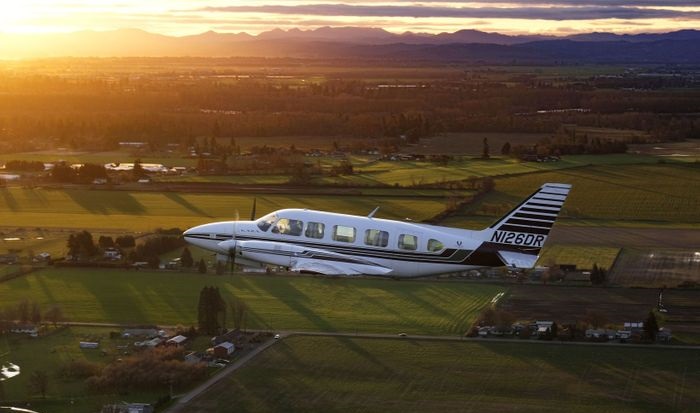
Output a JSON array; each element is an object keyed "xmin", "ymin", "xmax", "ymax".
[{"xmin": 467, "ymin": 183, "xmax": 571, "ymax": 269}]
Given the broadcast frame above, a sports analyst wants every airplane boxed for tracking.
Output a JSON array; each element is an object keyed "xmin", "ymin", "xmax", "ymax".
[{"xmin": 183, "ymin": 183, "xmax": 571, "ymax": 278}]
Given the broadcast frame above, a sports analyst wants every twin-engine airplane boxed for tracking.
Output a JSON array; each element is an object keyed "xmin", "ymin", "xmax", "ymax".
[{"xmin": 183, "ymin": 183, "xmax": 571, "ymax": 278}]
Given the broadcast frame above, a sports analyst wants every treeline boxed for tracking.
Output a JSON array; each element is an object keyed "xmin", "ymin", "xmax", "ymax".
[
  {"xmin": 1, "ymin": 71, "xmax": 699, "ymax": 152},
  {"xmin": 50, "ymin": 163, "xmax": 108, "ymax": 183},
  {"xmin": 66, "ymin": 229, "xmax": 184, "ymax": 268},
  {"xmin": 3, "ymin": 160, "xmax": 45, "ymax": 171}
]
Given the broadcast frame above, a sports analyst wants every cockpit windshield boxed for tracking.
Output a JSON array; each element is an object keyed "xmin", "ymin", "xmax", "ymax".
[{"xmin": 256, "ymin": 213, "xmax": 277, "ymax": 232}]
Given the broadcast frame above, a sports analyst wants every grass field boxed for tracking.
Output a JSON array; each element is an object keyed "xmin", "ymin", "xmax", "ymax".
[
  {"xmin": 453, "ymin": 163, "xmax": 700, "ymax": 226},
  {"xmin": 0, "ymin": 187, "xmax": 448, "ymax": 231},
  {"xmin": 0, "ymin": 326, "xmax": 163, "ymax": 413},
  {"xmin": 0, "ymin": 268, "xmax": 503, "ymax": 335},
  {"xmin": 184, "ymin": 336, "xmax": 700, "ymax": 413},
  {"xmin": 536, "ymin": 245, "xmax": 620, "ymax": 270},
  {"xmin": 330, "ymin": 154, "xmax": 660, "ymax": 187}
]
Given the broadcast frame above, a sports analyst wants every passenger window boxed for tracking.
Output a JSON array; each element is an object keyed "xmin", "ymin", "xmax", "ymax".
[
  {"xmin": 427, "ymin": 239, "xmax": 444, "ymax": 252},
  {"xmin": 333, "ymin": 225, "xmax": 356, "ymax": 243},
  {"xmin": 398, "ymin": 234, "xmax": 418, "ymax": 250},
  {"xmin": 256, "ymin": 213, "xmax": 277, "ymax": 232},
  {"xmin": 305, "ymin": 222, "xmax": 325, "ymax": 239},
  {"xmin": 364, "ymin": 229, "xmax": 389, "ymax": 247},
  {"xmin": 272, "ymin": 218, "xmax": 304, "ymax": 236}
]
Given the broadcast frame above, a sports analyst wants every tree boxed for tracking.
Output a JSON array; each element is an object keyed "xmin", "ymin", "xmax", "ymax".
[
  {"xmin": 501, "ymin": 141, "xmax": 511, "ymax": 156},
  {"xmin": 197, "ymin": 286, "xmax": 226, "ymax": 335},
  {"xmin": 591, "ymin": 263, "xmax": 607, "ymax": 285},
  {"xmin": 28, "ymin": 370, "xmax": 49, "ymax": 398},
  {"xmin": 197, "ymin": 258, "xmax": 207, "ymax": 274},
  {"xmin": 230, "ymin": 298, "xmax": 249, "ymax": 331},
  {"xmin": 98, "ymin": 236, "xmax": 115, "ymax": 249},
  {"xmin": 44, "ymin": 305, "xmax": 64, "ymax": 327},
  {"xmin": 115, "ymin": 235, "xmax": 136, "ymax": 248},
  {"xmin": 645, "ymin": 311, "xmax": 659, "ymax": 342},
  {"xmin": 482, "ymin": 137, "xmax": 490, "ymax": 159},
  {"xmin": 133, "ymin": 159, "xmax": 145, "ymax": 180},
  {"xmin": 180, "ymin": 247, "xmax": 194, "ymax": 268},
  {"xmin": 583, "ymin": 309, "xmax": 607, "ymax": 329},
  {"xmin": 17, "ymin": 299, "xmax": 30, "ymax": 323},
  {"xmin": 31, "ymin": 302, "xmax": 42, "ymax": 325}
]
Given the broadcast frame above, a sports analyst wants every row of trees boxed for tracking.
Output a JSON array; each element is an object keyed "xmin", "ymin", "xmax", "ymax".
[{"xmin": 0, "ymin": 300, "xmax": 64, "ymax": 332}]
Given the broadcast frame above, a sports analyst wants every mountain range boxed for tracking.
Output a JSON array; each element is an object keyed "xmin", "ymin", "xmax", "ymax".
[{"xmin": 1, "ymin": 27, "xmax": 699, "ymax": 63}]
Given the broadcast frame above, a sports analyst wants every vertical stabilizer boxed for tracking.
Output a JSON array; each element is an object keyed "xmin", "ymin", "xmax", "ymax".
[{"xmin": 467, "ymin": 183, "xmax": 572, "ymax": 269}]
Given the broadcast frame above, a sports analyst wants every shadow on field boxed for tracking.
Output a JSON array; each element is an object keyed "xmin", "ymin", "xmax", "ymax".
[
  {"xmin": 165, "ymin": 193, "xmax": 212, "ymax": 217},
  {"xmin": 22, "ymin": 188, "xmax": 48, "ymax": 207},
  {"xmin": 81, "ymin": 275, "xmax": 148, "ymax": 323},
  {"xmin": 0, "ymin": 188, "xmax": 19, "ymax": 211},
  {"xmin": 66, "ymin": 190, "xmax": 146, "ymax": 214}
]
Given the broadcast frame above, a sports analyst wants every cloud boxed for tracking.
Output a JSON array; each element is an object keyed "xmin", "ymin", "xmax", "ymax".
[{"xmin": 198, "ymin": 4, "xmax": 700, "ymax": 21}]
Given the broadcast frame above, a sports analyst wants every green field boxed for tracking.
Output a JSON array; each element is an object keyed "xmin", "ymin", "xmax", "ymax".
[
  {"xmin": 0, "ymin": 327, "xmax": 160, "ymax": 413},
  {"xmin": 536, "ymin": 245, "xmax": 621, "ymax": 270},
  {"xmin": 0, "ymin": 187, "xmax": 448, "ymax": 231},
  {"xmin": 453, "ymin": 163, "xmax": 700, "ymax": 226},
  {"xmin": 0, "ymin": 268, "xmax": 503, "ymax": 335},
  {"xmin": 185, "ymin": 336, "xmax": 700, "ymax": 413},
  {"xmin": 321, "ymin": 154, "xmax": 659, "ymax": 187}
]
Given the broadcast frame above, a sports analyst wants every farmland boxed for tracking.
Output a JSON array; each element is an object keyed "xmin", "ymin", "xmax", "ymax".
[
  {"xmin": 450, "ymin": 163, "xmax": 700, "ymax": 226},
  {"xmin": 0, "ymin": 268, "xmax": 503, "ymax": 335},
  {"xmin": 0, "ymin": 327, "xmax": 161, "ymax": 413},
  {"xmin": 0, "ymin": 187, "xmax": 448, "ymax": 231},
  {"xmin": 535, "ymin": 245, "xmax": 620, "ymax": 269},
  {"xmin": 184, "ymin": 336, "xmax": 700, "ymax": 413}
]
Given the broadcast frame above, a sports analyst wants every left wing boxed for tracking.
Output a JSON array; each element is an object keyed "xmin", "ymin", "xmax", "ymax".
[{"xmin": 237, "ymin": 240, "xmax": 393, "ymax": 276}]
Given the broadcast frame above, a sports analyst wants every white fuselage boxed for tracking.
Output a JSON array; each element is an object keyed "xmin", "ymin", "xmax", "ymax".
[{"xmin": 184, "ymin": 208, "xmax": 490, "ymax": 277}]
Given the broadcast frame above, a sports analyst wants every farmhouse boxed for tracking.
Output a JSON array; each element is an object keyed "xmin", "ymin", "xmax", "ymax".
[
  {"xmin": 166, "ymin": 335, "xmax": 188, "ymax": 347},
  {"xmin": 213, "ymin": 341, "xmax": 235, "ymax": 358},
  {"xmin": 10, "ymin": 324, "xmax": 38, "ymax": 337}
]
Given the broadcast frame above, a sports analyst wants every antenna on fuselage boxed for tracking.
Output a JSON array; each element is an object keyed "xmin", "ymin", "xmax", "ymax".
[
  {"xmin": 250, "ymin": 198, "xmax": 257, "ymax": 221},
  {"xmin": 368, "ymin": 206, "xmax": 380, "ymax": 219}
]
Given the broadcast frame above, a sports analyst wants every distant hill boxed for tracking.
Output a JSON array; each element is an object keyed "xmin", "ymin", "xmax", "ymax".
[{"xmin": 1, "ymin": 27, "xmax": 699, "ymax": 63}]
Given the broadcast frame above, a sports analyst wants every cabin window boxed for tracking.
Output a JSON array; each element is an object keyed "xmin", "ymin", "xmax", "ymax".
[
  {"xmin": 364, "ymin": 229, "xmax": 389, "ymax": 247},
  {"xmin": 333, "ymin": 225, "xmax": 356, "ymax": 243},
  {"xmin": 272, "ymin": 218, "xmax": 304, "ymax": 236},
  {"xmin": 305, "ymin": 222, "xmax": 325, "ymax": 239},
  {"xmin": 427, "ymin": 239, "xmax": 444, "ymax": 252},
  {"xmin": 256, "ymin": 213, "xmax": 277, "ymax": 232},
  {"xmin": 398, "ymin": 234, "xmax": 418, "ymax": 250}
]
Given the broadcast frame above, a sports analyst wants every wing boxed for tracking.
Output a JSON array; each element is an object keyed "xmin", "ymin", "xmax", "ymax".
[{"xmin": 237, "ymin": 240, "xmax": 393, "ymax": 276}]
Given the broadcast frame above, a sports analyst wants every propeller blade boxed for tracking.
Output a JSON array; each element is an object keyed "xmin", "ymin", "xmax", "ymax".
[{"xmin": 250, "ymin": 198, "xmax": 257, "ymax": 221}]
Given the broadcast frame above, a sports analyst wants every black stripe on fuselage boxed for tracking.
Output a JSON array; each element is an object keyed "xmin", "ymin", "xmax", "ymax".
[{"xmin": 197, "ymin": 234, "xmax": 475, "ymax": 265}]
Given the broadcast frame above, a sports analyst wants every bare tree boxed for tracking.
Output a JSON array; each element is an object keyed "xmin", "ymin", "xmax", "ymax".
[
  {"xmin": 44, "ymin": 305, "xmax": 65, "ymax": 327},
  {"xmin": 28, "ymin": 370, "xmax": 49, "ymax": 398}
]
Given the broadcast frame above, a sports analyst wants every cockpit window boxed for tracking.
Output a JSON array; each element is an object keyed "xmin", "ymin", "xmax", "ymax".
[
  {"xmin": 272, "ymin": 218, "xmax": 304, "ymax": 236},
  {"xmin": 256, "ymin": 213, "xmax": 277, "ymax": 232}
]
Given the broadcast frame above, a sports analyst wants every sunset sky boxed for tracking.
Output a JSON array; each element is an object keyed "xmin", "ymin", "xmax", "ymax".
[{"xmin": 2, "ymin": 1, "xmax": 699, "ymax": 36}]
